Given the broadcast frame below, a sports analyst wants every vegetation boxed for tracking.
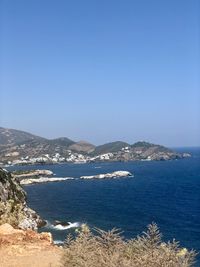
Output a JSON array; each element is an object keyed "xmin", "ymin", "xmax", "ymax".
[
  {"xmin": 62, "ymin": 223, "xmax": 196, "ymax": 267},
  {"xmin": 131, "ymin": 141, "xmax": 172, "ymax": 152},
  {"xmin": 0, "ymin": 201, "xmax": 25, "ymax": 227},
  {"xmin": 0, "ymin": 168, "xmax": 26, "ymax": 226},
  {"xmin": 131, "ymin": 141, "xmax": 156, "ymax": 148},
  {"xmin": 93, "ymin": 141, "xmax": 130, "ymax": 155},
  {"xmin": 49, "ymin": 137, "xmax": 75, "ymax": 147}
]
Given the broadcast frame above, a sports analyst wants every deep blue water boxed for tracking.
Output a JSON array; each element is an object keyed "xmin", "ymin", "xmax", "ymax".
[{"xmin": 8, "ymin": 148, "xmax": 200, "ymax": 265}]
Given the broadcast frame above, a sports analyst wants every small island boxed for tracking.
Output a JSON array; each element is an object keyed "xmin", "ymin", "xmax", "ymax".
[
  {"xmin": 80, "ymin": 171, "xmax": 132, "ymax": 179},
  {"xmin": 12, "ymin": 169, "xmax": 54, "ymax": 179},
  {"xmin": 20, "ymin": 176, "xmax": 74, "ymax": 185}
]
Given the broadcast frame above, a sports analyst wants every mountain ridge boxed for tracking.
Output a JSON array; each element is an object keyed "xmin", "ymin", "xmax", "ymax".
[{"xmin": 0, "ymin": 127, "xmax": 189, "ymax": 164}]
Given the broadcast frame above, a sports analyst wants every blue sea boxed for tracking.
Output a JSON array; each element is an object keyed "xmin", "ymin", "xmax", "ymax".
[{"xmin": 8, "ymin": 147, "xmax": 200, "ymax": 265}]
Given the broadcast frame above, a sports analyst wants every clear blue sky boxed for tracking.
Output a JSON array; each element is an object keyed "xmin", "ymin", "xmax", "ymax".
[{"xmin": 0, "ymin": 0, "xmax": 199, "ymax": 146}]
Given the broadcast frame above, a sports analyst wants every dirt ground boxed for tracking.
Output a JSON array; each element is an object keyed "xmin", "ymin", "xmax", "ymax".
[
  {"xmin": 0, "ymin": 245, "xmax": 62, "ymax": 267},
  {"xmin": 0, "ymin": 224, "xmax": 63, "ymax": 267}
]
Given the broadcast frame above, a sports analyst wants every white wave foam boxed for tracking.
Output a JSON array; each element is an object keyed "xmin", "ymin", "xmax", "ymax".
[
  {"xmin": 44, "ymin": 220, "xmax": 82, "ymax": 230},
  {"xmin": 54, "ymin": 240, "xmax": 64, "ymax": 245},
  {"xmin": 44, "ymin": 220, "xmax": 52, "ymax": 228},
  {"xmin": 54, "ymin": 222, "xmax": 81, "ymax": 230}
]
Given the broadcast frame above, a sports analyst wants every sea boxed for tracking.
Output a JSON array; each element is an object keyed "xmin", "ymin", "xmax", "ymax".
[{"xmin": 7, "ymin": 147, "xmax": 200, "ymax": 265}]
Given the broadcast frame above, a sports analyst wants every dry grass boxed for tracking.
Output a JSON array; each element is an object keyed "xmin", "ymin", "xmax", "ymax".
[{"xmin": 61, "ymin": 223, "xmax": 197, "ymax": 267}]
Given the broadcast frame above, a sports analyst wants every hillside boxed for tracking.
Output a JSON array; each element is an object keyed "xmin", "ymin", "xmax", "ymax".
[
  {"xmin": 68, "ymin": 141, "xmax": 95, "ymax": 153},
  {"xmin": 0, "ymin": 127, "xmax": 190, "ymax": 164},
  {"xmin": 128, "ymin": 141, "xmax": 175, "ymax": 160},
  {"xmin": 48, "ymin": 137, "xmax": 75, "ymax": 147},
  {"xmin": 131, "ymin": 141, "xmax": 172, "ymax": 152},
  {"xmin": 0, "ymin": 127, "xmax": 95, "ymax": 162},
  {"xmin": 92, "ymin": 141, "xmax": 130, "ymax": 155},
  {"xmin": 0, "ymin": 127, "xmax": 45, "ymax": 147}
]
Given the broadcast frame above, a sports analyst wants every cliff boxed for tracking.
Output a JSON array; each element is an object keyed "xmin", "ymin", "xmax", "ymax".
[{"xmin": 0, "ymin": 168, "xmax": 44, "ymax": 230}]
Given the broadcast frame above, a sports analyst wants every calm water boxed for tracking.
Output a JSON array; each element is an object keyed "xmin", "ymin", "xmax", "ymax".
[{"xmin": 8, "ymin": 148, "xmax": 200, "ymax": 264}]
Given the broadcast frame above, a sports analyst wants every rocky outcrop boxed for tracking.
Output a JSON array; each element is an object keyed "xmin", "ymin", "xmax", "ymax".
[
  {"xmin": 80, "ymin": 171, "xmax": 132, "ymax": 179},
  {"xmin": 0, "ymin": 223, "xmax": 52, "ymax": 245},
  {"xmin": 0, "ymin": 168, "xmax": 44, "ymax": 230},
  {"xmin": 12, "ymin": 169, "xmax": 53, "ymax": 179},
  {"xmin": 11, "ymin": 169, "xmax": 74, "ymax": 185},
  {"xmin": 20, "ymin": 176, "xmax": 74, "ymax": 185},
  {"xmin": 0, "ymin": 223, "xmax": 62, "ymax": 267}
]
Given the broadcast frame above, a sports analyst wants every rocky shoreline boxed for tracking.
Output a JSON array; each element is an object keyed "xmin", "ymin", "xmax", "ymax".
[
  {"xmin": 0, "ymin": 168, "xmax": 45, "ymax": 230},
  {"xmin": 12, "ymin": 169, "xmax": 54, "ymax": 179},
  {"xmin": 2, "ymin": 150, "xmax": 191, "ymax": 166},
  {"xmin": 8, "ymin": 169, "xmax": 134, "ymax": 185}
]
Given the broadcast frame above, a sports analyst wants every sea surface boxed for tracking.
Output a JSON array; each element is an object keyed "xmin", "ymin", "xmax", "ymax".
[{"xmin": 8, "ymin": 147, "xmax": 200, "ymax": 265}]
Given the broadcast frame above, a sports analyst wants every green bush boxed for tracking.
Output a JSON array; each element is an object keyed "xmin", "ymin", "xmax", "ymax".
[{"xmin": 61, "ymin": 223, "xmax": 196, "ymax": 267}]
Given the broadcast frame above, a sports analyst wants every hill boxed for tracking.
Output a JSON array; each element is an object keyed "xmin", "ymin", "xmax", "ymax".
[
  {"xmin": 131, "ymin": 141, "xmax": 172, "ymax": 152},
  {"xmin": 0, "ymin": 127, "xmax": 45, "ymax": 147},
  {"xmin": 0, "ymin": 127, "xmax": 95, "ymax": 161},
  {"xmin": 93, "ymin": 141, "xmax": 130, "ymax": 155},
  {"xmin": 0, "ymin": 127, "xmax": 189, "ymax": 164},
  {"xmin": 48, "ymin": 137, "xmax": 75, "ymax": 147},
  {"xmin": 68, "ymin": 141, "xmax": 95, "ymax": 154}
]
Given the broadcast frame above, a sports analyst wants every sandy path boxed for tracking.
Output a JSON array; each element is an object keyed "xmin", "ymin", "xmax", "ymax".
[{"xmin": 0, "ymin": 246, "xmax": 62, "ymax": 267}]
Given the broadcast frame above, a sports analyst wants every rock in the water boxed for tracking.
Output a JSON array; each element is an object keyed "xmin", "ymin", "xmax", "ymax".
[
  {"xmin": 53, "ymin": 220, "xmax": 71, "ymax": 227},
  {"xmin": 12, "ymin": 169, "xmax": 54, "ymax": 179},
  {"xmin": 20, "ymin": 176, "xmax": 74, "ymax": 185},
  {"xmin": 80, "ymin": 171, "xmax": 132, "ymax": 179}
]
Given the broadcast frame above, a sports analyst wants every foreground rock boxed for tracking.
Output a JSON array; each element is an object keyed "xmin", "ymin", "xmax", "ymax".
[
  {"xmin": 0, "ymin": 223, "xmax": 62, "ymax": 267},
  {"xmin": 0, "ymin": 168, "xmax": 45, "ymax": 230},
  {"xmin": 0, "ymin": 223, "xmax": 52, "ymax": 244},
  {"xmin": 80, "ymin": 171, "xmax": 132, "ymax": 179},
  {"xmin": 21, "ymin": 176, "xmax": 74, "ymax": 185}
]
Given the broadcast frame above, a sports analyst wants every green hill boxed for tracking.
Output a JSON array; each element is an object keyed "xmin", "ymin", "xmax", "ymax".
[{"xmin": 92, "ymin": 141, "xmax": 130, "ymax": 155}]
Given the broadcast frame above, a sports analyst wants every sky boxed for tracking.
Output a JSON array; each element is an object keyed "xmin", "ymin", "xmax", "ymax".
[{"xmin": 0, "ymin": 0, "xmax": 199, "ymax": 147}]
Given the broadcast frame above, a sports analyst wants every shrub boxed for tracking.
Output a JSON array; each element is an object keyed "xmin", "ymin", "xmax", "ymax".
[{"xmin": 61, "ymin": 223, "xmax": 196, "ymax": 267}]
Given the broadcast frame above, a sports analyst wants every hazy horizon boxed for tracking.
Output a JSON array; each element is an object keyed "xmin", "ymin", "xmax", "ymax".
[{"xmin": 1, "ymin": 0, "xmax": 199, "ymax": 147}]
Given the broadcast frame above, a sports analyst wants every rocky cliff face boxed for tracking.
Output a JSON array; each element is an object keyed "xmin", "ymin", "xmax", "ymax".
[{"xmin": 0, "ymin": 168, "xmax": 44, "ymax": 230}]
